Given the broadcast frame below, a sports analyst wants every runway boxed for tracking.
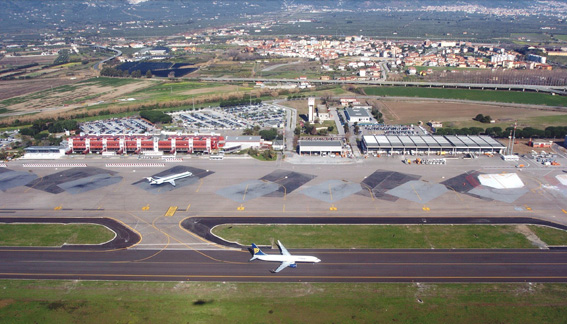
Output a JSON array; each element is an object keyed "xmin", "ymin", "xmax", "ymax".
[
  {"xmin": 2, "ymin": 246, "xmax": 567, "ymax": 282},
  {"xmin": 2, "ymin": 216, "xmax": 567, "ymax": 282}
]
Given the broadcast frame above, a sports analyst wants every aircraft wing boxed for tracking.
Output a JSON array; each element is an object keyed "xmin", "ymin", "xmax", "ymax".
[
  {"xmin": 167, "ymin": 179, "xmax": 176, "ymax": 186},
  {"xmin": 272, "ymin": 261, "xmax": 293, "ymax": 273},
  {"xmin": 277, "ymin": 240, "xmax": 291, "ymax": 256}
]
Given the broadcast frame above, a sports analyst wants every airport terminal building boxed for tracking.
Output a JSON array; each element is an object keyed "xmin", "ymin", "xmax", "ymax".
[
  {"xmin": 361, "ymin": 135, "xmax": 506, "ymax": 155},
  {"xmin": 68, "ymin": 134, "xmax": 224, "ymax": 154}
]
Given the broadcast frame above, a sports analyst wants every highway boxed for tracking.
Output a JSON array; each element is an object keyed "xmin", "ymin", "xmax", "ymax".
[{"xmin": 201, "ymin": 77, "xmax": 567, "ymax": 95}]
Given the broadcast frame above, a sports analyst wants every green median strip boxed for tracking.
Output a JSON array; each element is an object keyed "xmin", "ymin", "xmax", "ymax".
[
  {"xmin": 0, "ymin": 224, "xmax": 115, "ymax": 246},
  {"xmin": 212, "ymin": 224, "xmax": 567, "ymax": 249}
]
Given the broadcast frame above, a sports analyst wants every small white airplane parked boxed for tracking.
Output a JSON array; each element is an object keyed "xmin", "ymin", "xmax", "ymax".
[
  {"xmin": 249, "ymin": 240, "xmax": 321, "ymax": 273},
  {"xmin": 146, "ymin": 171, "xmax": 192, "ymax": 186}
]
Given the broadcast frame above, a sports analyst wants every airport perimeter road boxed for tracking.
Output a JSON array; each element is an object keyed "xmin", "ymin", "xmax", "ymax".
[{"xmin": 1, "ymin": 247, "xmax": 567, "ymax": 282}]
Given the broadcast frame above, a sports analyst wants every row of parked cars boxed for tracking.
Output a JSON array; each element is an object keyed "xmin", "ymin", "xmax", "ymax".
[
  {"xmin": 170, "ymin": 104, "xmax": 286, "ymax": 131},
  {"xmin": 80, "ymin": 118, "xmax": 155, "ymax": 135}
]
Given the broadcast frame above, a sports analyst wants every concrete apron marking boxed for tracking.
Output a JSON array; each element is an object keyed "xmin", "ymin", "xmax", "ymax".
[{"xmin": 165, "ymin": 206, "xmax": 178, "ymax": 217}]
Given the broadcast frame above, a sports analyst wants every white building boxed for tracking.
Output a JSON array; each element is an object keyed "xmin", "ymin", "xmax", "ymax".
[
  {"xmin": 298, "ymin": 140, "xmax": 342, "ymax": 155},
  {"xmin": 22, "ymin": 146, "xmax": 66, "ymax": 159},
  {"xmin": 308, "ymin": 97, "xmax": 315, "ymax": 122},
  {"xmin": 344, "ymin": 107, "xmax": 372, "ymax": 124},
  {"xmin": 224, "ymin": 136, "xmax": 263, "ymax": 151}
]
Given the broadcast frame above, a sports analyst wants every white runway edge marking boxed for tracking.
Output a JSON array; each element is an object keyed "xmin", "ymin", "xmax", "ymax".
[
  {"xmin": 22, "ymin": 163, "xmax": 87, "ymax": 167},
  {"xmin": 105, "ymin": 163, "xmax": 165, "ymax": 167},
  {"xmin": 0, "ymin": 164, "xmax": 6, "ymax": 167}
]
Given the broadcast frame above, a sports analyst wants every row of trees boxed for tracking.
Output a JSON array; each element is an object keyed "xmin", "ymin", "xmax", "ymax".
[
  {"xmin": 247, "ymin": 148, "xmax": 277, "ymax": 161},
  {"xmin": 370, "ymin": 106, "xmax": 384, "ymax": 123},
  {"xmin": 287, "ymin": 95, "xmax": 309, "ymax": 100},
  {"xmin": 219, "ymin": 98, "xmax": 262, "ymax": 107},
  {"xmin": 435, "ymin": 126, "xmax": 567, "ymax": 139},
  {"xmin": 139, "ymin": 110, "xmax": 172, "ymax": 124},
  {"xmin": 100, "ymin": 67, "xmax": 152, "ymax": 78},
  {"xmin": 19, "ymin": 119, "xmax": 78, "ymax": 137},
  {"xmin": 242, "ymin": 126, "xmax": 282, "ymax": 141}
]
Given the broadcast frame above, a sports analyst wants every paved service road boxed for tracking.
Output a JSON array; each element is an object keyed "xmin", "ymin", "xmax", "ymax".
[{"xmin": 1, "ymin": 247, "xmax": 567, "ymax": 282}]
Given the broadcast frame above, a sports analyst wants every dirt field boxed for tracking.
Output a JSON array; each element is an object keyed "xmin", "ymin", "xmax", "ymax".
[
  {"xmin": 0, "ymin": 78, "xmax": 153, "ymax": 117},
  {"xmin": 0, "ymin": 78, "xmax": 80, "ymax": 101},
  {"xmin": 0, "ymin": 55, "xmax": 56, "ymax": 66},
  {"xmin": 373, "ymin": 99, "xmax": 566, "ymax": 128}
]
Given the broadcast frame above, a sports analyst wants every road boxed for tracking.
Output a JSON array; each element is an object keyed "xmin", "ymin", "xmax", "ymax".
[{"xmin": 201, "ymin": 77, "xmax": 567, "ymax": 94}]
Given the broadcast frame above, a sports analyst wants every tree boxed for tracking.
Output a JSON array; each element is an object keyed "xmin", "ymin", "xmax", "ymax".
[
  {"xmin": 485, "ymin": 127, "xmax": 502, "ymax": 137},
  {"xmin": 145, "ymin": 70, "xmax": 153, "ymax": 78},
  {"xmin": 242, "ymin": 128, "xmax": 254, "ymax": 136},
  {"xmin": 468, "ymin": 127, "xmax": 484, "ymax": 135},
  {"xmin": 304, "ymin": 122, "xmax": 314, "ymax": 135},
  {"xmin": 140, "ymin": 110, "xmax": 172, "ymax": 124},
  {"xmin": 259, "ymin": 128, "xmax": 278, "ymax": 141},
  {"xmin": 131, "ymin": 70, "xmax": 142, "ymax": 78}
]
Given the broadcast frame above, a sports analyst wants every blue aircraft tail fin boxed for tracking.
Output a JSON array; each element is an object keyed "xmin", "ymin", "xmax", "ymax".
[{"xmin": 249, "ymin": 243, "xmax": 265, "ymax": 261}]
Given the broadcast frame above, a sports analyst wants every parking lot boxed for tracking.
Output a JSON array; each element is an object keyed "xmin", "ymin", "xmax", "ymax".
[
  {"xmin": 169, "ymin": 104, "xmax": 286, "ymax": 132},
  {"xmin": 80, "ymin": 118, "xmax": 156, "ymax": 135}
]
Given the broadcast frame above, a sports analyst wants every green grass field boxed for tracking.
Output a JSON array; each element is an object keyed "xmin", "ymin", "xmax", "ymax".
[
  {"xmin": 123, "ymin": 81, "xmax": 230, "ymax": 102},
  {"xmin": 0, "ymin": 224, "xmax": 115, "ymax": 246},
  {"xmin": 211, "ymin": 224, "xmax": 567, "ymax": 249},
  {"xmin": 363, "ymin": 87, "xmax": 567, "ymax": 107},
  {"xmin": 1, "ymin": 280, "xmax": 566, "ymax": 324},
  {"xmin": 79, "ymin": 77, "xmax": 144, "ymax": 87},
  {"xmin": 529, "ymin": 225, "xmax": 567, "ymax": 246}
]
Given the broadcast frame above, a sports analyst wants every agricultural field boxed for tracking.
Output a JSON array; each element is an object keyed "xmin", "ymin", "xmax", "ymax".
[
  {"xmin": 0, "ymin": 77, "xmax": 151, "ymax": 117},
  {"xmin": 368, "ymin": 99, "xmax": 567, "ymax": 129},
  {"xmin": 2, "ymin": 280, "xmax": 567, "ymax": 324},
  {"xmin": 372, "ymin": 98, "xmax": 567, "ymax": 130},
  {"xmin": 363, "ymin": 87, "xmax": 567, "ymax": 107},
  {"xmin": 197, "ymin": 60, "xmax": 255, "ymax": 78},
  {"xmin": 121, "ymin": 81, "xmax": 248, "ymax": 103},
  {"xmin": 0, "ymin": 55, "xmax": 57, "ymax": 66}
]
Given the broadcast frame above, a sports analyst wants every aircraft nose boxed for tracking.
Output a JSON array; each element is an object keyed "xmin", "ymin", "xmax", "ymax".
[{"xmin": 315, "ymin": 258, "xmax": 321, "ymax": 263}]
